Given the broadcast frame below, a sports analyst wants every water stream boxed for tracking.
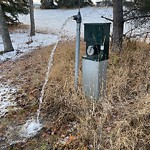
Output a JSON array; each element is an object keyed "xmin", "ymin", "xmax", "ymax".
[
  {"xmin": 36, "ymin": 39, "xmax": 59, "ymax": 123},
  {"xmin": 19, "ymin": 16, "xmax": 74, "ymax": 138}
]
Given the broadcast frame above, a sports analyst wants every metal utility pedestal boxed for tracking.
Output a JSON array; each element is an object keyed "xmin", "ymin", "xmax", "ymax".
[
  {"xmin": 82, "ymin": 58, "xmax": 108, "ymax": 100},
  {"xmin": 82, "ymin": 23, "xmax": 110, "ymax": 101}
]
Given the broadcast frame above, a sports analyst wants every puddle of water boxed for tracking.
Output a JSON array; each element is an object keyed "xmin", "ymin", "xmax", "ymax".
[{"xmin": 20, "ymin": 118, "xmax": 43, "ymax": 138}]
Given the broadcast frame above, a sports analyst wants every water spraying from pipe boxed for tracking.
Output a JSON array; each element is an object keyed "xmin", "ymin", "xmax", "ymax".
[
  {"xmin": 36, "ymin": 39, "xmax": 59, "ymax": 123},
  {"xmin": 36, "ymin": 16, "xmax": 73, "ymax": 123},
  {"xmin": 19, "ymin": 16, "xmax": 74, "ymax": 139}
]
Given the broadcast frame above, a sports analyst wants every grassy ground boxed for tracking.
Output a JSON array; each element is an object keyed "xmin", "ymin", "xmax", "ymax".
[{"xmin": 0, "ymin": 38, "xmax": 150, "ymax": 150}]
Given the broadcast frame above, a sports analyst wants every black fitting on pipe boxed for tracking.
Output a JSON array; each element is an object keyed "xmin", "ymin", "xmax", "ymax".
[{"xmin": 73, "ymin": 11, "xmax": 82, "ymax": 23}]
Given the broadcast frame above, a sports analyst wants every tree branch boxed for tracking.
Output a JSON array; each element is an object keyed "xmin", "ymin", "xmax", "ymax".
[
  {"xmin": 124, "ymin": 26, "xmax": 139, "ymax": 36},
  {"xmin": 124, "ymin": 14, "xmax": 150, "ymax": 22},
  {"xmin": 123, "ymin": 8, "xmax": 137, "ymax": 17},
  {"xmin": 101, "ymin": 16, "xmax": 113, "ymax": 22}
]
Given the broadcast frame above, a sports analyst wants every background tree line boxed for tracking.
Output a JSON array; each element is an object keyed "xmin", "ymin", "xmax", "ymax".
[{"xmin": 40, "ymin": 0, "xmax": 93, "ymax": 9}]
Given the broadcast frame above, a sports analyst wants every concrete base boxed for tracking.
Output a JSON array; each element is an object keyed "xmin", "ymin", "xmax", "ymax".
[{"xmin": 82, "ymin": 57, "xmax": 108, "ymax": 100}]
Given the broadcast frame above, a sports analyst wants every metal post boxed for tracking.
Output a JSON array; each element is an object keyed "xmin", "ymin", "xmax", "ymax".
[{"xmin": 73, "ymin": 11, "xmax": 82, "ymax": 91}]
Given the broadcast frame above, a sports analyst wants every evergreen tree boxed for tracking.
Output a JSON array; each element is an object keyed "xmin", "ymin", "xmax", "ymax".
[
  {"xmin": 133, "ymin": 0, "xmax": 150, "ymax": 13},
  {"xmin": 0, "ymin": 3, "xmax": 14, "ymax": 52},
  {"xmin": 1, "ymin": 0, "xmax": 29, "ymax": 24}
]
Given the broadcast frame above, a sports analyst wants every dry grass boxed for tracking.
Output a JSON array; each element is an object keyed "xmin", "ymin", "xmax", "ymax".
[
  {"xmin": 0, "ymin": 39, "xmax": 149, "ymax": 149},
  {"xmin": 8, "ymin": 24, "xmax": 29, "ymax": 33}
]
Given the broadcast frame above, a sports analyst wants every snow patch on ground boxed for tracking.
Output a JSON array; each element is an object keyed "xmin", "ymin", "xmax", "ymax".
[
  {"xmin": 0, "ymin": 83, "xmax": 18, "ymax": 117},
  {"xmin": 0, "ymin": 30, "xmax": 58, "ymax": 62}
]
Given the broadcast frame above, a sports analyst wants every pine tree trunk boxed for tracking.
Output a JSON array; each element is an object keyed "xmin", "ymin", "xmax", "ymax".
[
  {"xmin": 29, "ymin": 0, "xmax": 35, "ymax": 36},
  {"xmin": 0, "ymin": 4, "xmax": 14, "ymax": 52},
  {"xmin": 112, "ymin": 0, "xmax": 124, "ymax": 51}
]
